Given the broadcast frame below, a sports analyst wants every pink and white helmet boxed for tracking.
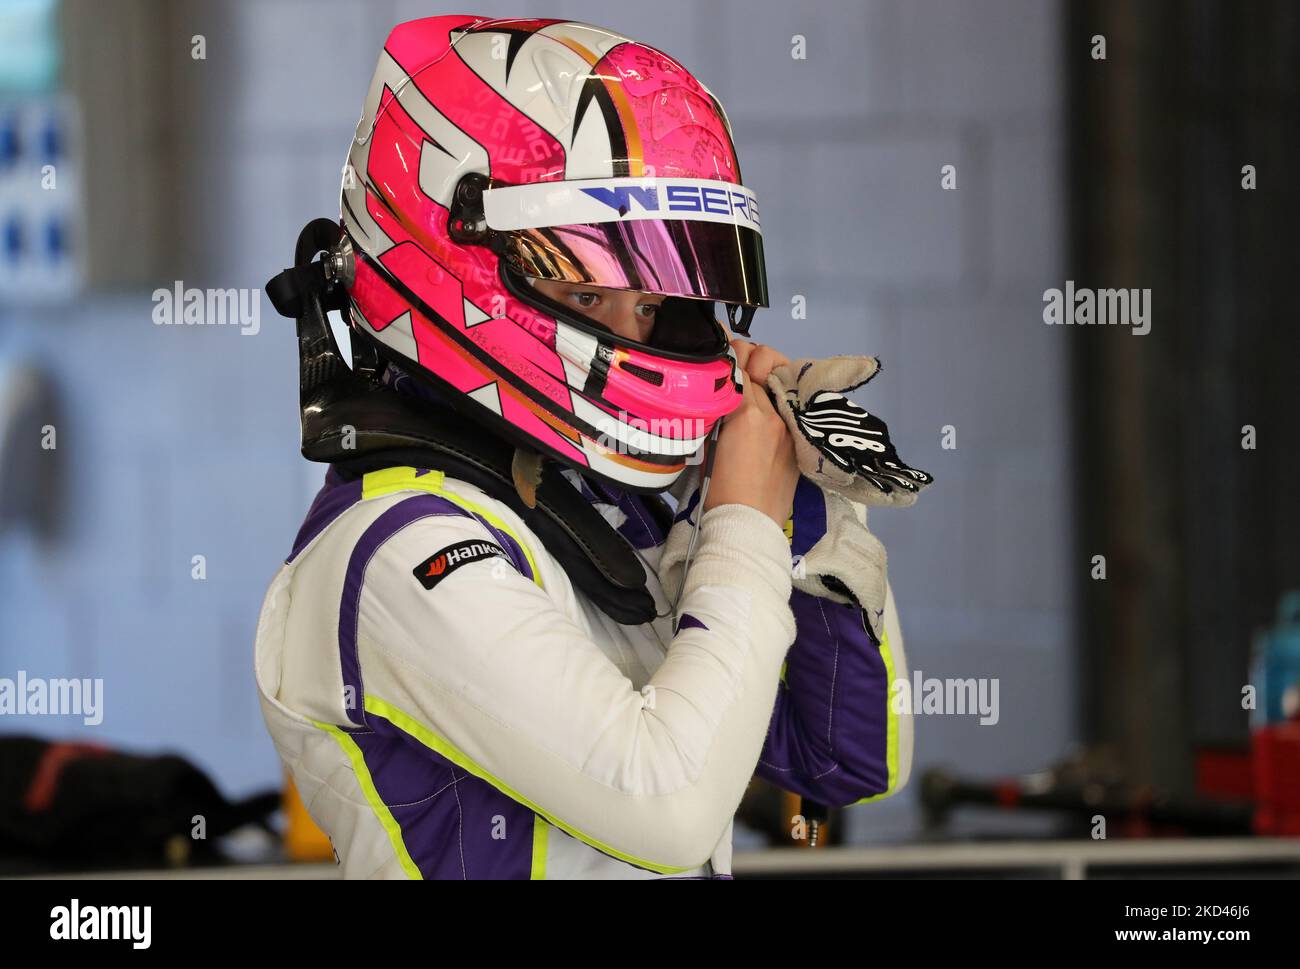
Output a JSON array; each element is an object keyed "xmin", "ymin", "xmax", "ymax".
[{"xmin": 341, "ymin": 15, "xmax": 768, "ymax": 492}]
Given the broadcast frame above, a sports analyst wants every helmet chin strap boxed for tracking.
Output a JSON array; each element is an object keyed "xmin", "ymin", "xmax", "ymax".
[
  {"xmin": 668, "ymin": 420, "xmax": 722, "ymax": 622},
  {"xmin": 727, "ymin": 303, "xmax": 757, "ymax": 337}
]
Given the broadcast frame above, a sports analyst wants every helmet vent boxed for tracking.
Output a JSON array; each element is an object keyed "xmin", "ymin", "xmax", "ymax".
[{"xmin": 619, "ymin": 361, "xmax": 664, "ymax": 386}]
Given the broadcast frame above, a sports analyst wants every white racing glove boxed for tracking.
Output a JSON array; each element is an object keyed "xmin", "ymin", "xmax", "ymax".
[{"xmin": 766, "ymin": 355, "xmax": 932, "ymax": 508}]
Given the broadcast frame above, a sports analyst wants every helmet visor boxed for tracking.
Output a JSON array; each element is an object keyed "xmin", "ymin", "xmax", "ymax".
[{"xmin": 483, "ymin": 177, "xmax": 768, "ymax": 309}]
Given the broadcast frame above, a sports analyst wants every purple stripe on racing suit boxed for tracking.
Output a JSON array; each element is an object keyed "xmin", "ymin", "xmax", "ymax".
[
  {"xmin": 352, "ymin": 713, "xmax": 537, "ymax": 879},
  {"xmin": 288, "ymin": 470, "xmax": 363, "ymax": 563}
]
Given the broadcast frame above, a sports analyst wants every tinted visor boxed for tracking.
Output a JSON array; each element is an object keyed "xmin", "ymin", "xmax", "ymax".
[
  {"xmin": 483, "ymin": 177, "xmax": 769, "ymax": 308},
  {"xmin": 500, "ymin": 219, "xmax": 767, "ymax": 309}
]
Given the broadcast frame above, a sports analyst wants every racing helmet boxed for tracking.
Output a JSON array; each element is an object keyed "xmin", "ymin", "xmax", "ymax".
[{"xmin": 342, "ymin": 15, "xmax": 768, "ymax": 492}]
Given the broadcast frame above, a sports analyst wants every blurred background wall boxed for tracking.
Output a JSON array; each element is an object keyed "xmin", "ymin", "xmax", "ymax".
[
  {"xmin": 1068, "ymin": 0, "xmax": 1300, "ymax": 797},
  {"xmin": 0, "ymin": 0, "xmax": 1142, "ymax": 846}
]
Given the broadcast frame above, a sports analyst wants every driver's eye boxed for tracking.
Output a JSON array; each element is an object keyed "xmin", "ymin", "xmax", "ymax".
[
  {"xmin": 571, "ymin": 292, "xmax": 599, "ymax": 308},
  {"xmin": 635, "ymin": 303, "xmax": 660, "ymax": 318}
]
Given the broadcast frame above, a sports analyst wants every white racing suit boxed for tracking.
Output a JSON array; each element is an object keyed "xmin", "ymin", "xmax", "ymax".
[{"xmin": 254, "ymin": 463, "xmax": 911, "ymax": 878}]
